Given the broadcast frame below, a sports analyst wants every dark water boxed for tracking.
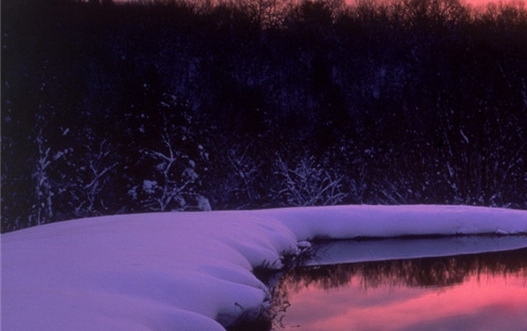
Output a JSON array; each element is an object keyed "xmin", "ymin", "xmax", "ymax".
[{"xmin": 271, "ymin": 239, "xmax": 527, "ymax": 331}]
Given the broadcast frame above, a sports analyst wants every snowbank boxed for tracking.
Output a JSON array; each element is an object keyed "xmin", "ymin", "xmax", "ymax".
[
  {"xmin": 2, "ymin": 205, "xmax": 527, "ymax": 331},
  {"xmin": 260, "ymin": 204, "xmax": 527, "ymax": 239}
]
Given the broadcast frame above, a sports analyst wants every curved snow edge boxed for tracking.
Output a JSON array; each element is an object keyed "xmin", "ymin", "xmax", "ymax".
[
  {"xmin": 257, "ymin": 204, "xmax": 527, "ymax": 240},
  {"xmin": 2, "ymin": 205, "xmax": 527, "ymax": 331}
]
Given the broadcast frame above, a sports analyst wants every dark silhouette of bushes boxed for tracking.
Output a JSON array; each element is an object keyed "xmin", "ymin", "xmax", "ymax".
[{"xmin": 2, "ymin": 0, "xmax": 527, "ymax": 231}]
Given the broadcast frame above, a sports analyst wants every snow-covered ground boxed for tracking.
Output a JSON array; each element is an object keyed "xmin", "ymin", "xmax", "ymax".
[{"xmin": 2, "ymin": 205, "xmax": 527, "ymax": 331}]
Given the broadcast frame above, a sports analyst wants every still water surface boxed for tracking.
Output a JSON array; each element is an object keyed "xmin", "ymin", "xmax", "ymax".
[{"xmin": 272, "ymin": 238, "xmax": 527, "ymax": 331}]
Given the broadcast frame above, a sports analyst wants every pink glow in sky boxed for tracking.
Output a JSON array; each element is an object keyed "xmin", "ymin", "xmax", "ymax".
[
  {"xmin": 345, "ymin": 0, "xmax": 521, "ymax": 8},
  {"xmin": 281, "ymin": 273, "xmax": 527, "ymax": 331}
]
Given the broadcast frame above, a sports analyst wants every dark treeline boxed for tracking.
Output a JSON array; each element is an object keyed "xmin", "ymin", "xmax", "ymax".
[
  {"xmin": 2, "ymin": 0, "xmax": 527, "ymax": 231},
  {"xmin": 280, "ymin": 246, "xmax": 527, "ymax": 291}
]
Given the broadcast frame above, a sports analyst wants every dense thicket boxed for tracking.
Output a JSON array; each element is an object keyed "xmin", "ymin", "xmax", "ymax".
[{"xmin": 2, "ymin": 0, "xmax": 527, "ymax": 231}]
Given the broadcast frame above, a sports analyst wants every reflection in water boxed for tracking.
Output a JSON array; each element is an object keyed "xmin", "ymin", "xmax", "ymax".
[{"xmin": 271, "ymin": 246, "xmax": 527, "ymax": 331}]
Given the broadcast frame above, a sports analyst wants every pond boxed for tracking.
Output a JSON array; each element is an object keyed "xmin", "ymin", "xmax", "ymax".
[{"xmin": 270, "ymin": 236, "xmax": 527, "ymax": 331}]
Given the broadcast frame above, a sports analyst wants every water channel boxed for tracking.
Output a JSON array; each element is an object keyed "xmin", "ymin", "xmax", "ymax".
[{"xmin": 271, "ymin": 236, "xmax": 527, "ymax": 331}]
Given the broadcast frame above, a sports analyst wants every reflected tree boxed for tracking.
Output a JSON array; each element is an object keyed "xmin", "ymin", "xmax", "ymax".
[{"xmin": 278, "ymin": 247, "xmax": 527, "ymax": 293}]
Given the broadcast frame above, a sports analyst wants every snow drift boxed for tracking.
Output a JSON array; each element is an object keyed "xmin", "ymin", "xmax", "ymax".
[{"xmin": 2, "ymin": 205, "xmax": 527, "ymax": 331}]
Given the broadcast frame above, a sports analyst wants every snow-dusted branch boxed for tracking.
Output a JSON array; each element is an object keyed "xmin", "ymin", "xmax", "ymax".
[
  {"xmin": 132, "ymin": 113, "xmax": 208, "ymax": 212},
  {"xmin": 274, "ymin": 155, "xmax": 347, "ymax": 206},
  {"xmin": 29, "ymin": 116, "xmax": 51, "ymax": 226},
  {"xmin": 66, "ymin": 137, "xmax": 120, "ymax": 217}
]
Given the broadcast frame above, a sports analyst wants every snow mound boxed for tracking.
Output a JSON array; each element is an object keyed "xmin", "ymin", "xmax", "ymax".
[{"xmin": 2, "ymin": 205, "xmax": 527, "ymax": 330}]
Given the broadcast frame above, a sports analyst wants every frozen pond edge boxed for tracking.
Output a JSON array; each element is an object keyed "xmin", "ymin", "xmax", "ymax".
[{"xmin": 307, "ymin": 235, "xmax": 527, "ymax": 266}]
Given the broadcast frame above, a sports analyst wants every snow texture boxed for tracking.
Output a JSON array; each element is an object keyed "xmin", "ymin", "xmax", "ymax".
[{"xmin": 2, "ymin": 205, "xmax": 527, "ymax": 331}]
